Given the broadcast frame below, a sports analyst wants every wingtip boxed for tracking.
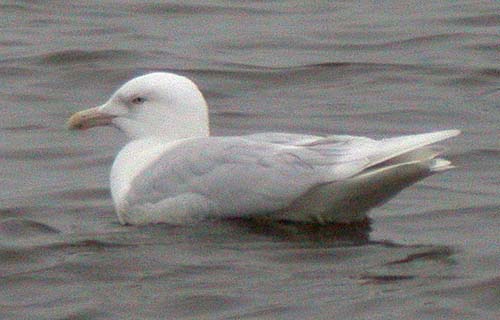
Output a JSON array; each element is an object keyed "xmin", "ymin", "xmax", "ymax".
[
  {"xmin": 425, "ymin": 129, "xmax": 461, "ymax": 143},
  {"xmin": 445, "ymin": 129, "xmax": 461, "ymax": 137},
  {"xmin": 431, "ymin": 129, "xmax": 461, "ymax": 140}
]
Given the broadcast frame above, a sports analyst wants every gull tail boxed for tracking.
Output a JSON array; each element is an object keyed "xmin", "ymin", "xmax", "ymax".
[{"xmin": 429, "ymin": 158, "xmax": 455, "ymax": 172}]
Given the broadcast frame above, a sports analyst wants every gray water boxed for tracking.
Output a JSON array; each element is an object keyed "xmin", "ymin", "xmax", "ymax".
[{"xmin": 1, "ymin": 1, "xmax": 499, "ymax": 319}]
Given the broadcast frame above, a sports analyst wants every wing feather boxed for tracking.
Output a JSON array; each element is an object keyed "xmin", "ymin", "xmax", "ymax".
[
  {"xmin": 126, "ymin": 137, "xmax": 331, "ymax": 216},
  {"xmin": 124, "ymin": 130, "xmax": 459, "ymax": 219}
]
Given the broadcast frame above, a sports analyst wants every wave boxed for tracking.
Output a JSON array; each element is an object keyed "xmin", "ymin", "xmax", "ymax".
[
  {"xmin": 0, "ymin": 218, "xmax": 60, "ymax": 237},
  {"xmin": 38, "ymin": 49, "xmax": 140, "ymax": 65},
  {"xmin": 446, "ymin": 14, "xmax": 500, "ymax": 27}
]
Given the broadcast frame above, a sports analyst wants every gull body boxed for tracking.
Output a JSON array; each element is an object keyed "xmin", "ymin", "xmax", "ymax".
[{"xmin": 68, "ymin": 72, "xmax": 460, "ymax": 225}]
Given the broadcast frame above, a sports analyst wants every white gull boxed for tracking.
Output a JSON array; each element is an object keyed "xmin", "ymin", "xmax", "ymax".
[{"xmin": 68, "ymin": 72, "xmax": 460, "ymax": 225}]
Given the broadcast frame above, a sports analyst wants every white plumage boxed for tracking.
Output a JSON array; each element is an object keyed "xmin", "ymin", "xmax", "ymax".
[{"xmin": 68, "ymin": 72, "xmax": 460, "ymax": 225}]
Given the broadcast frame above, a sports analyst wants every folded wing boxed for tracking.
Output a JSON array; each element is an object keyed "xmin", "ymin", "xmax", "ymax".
[{"xmin": 122, "ymin": 130, "xmax": 459, "ymax": 223}]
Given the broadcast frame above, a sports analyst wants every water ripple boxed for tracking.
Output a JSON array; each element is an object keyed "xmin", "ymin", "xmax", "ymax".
[
  {"xmin": 447, "ymin": 14, "xmax": 500, "ymax": 27},
  {"xmin": 38, "ymin": 49, "xmax": 139, "ymax": 65}
]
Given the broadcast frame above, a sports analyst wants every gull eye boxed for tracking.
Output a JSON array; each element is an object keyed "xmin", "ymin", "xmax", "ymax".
[{"xmin": 131, "ymin": 97, "xmax": 146, "ymax": 104}]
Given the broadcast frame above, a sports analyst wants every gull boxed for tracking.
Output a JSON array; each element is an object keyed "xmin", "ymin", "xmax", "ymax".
[{"xmin": 68, "ymin": 72, "xmax": 460, "ymax": 225}]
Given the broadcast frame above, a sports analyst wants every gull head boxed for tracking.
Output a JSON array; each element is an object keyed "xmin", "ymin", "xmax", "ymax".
[{"xmin": 68, "ymin": 72, "xmax": 210, "ymax": 141}]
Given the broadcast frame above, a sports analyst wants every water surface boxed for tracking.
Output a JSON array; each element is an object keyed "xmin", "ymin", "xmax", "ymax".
[{"xmin": 0, "ymin": 1, "xmax": 499, "ymax": 319}]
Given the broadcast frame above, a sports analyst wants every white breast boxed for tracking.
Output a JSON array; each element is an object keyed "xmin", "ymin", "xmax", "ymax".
[{"xmin": 110, "ymin": 138, "xmax": 177, "ymax": 218}]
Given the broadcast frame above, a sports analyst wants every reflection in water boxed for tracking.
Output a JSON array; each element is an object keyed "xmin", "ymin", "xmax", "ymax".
[{"xmin": 223, "ymin": 217, "xmax": 372, "ymax": 244}]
